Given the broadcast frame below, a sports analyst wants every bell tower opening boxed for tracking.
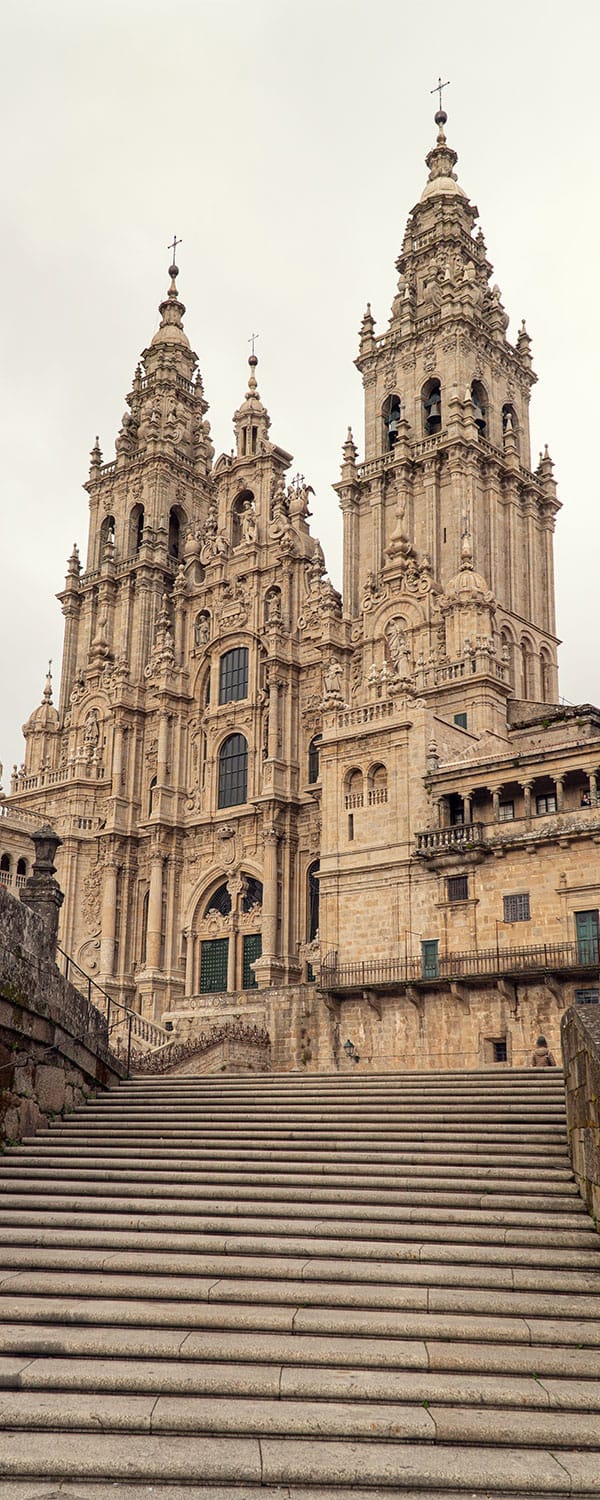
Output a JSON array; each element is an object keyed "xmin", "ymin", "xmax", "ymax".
[{"xmin": 422, "ymin": 379, "xmax": 441, "ymax": 435}]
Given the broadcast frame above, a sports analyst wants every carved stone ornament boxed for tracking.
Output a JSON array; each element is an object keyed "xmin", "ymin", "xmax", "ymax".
[{"xmin": 81, "ymin": 860, "xmax": 104, "ymax": 930}]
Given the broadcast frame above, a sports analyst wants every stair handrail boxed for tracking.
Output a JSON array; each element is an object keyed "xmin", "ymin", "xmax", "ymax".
[{"xmin": 56, "ymin": 946, "xmax": 169, "ymax": 1075}]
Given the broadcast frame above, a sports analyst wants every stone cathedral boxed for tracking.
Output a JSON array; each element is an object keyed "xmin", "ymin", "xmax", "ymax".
[{"xmin": 4, "ymin": 110, "xmax": 600, "ymax": 1071}]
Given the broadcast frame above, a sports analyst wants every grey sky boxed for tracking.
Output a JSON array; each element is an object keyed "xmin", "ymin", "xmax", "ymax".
[{"xmin": 1, "ymin": 0, "xmax": 598, "ymax": 779}]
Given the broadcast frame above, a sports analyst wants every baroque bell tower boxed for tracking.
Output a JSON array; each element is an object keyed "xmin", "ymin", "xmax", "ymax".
[{"xmin": 337, "ymin": 104, "xmax": 560, "ymax": 715}]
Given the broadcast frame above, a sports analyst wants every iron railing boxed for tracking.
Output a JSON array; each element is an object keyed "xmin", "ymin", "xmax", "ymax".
[
  {"xmin": 321, "ymin": 940, "xmax": 600, "ymax": 993},
  {"xmin": 57, "ymin": 947, "xmax": 168, "ymax": 1074}
]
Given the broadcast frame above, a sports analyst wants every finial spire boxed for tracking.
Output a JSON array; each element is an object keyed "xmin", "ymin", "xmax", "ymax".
[
  {"xmin": 430, "ymin": 75, "xmax": 450, "ymax": 126},
  {"xmin": 167, "ymin": 234, "xmax": 182, "ymax": 277},
  {"xmin": 43, "ymin": 660, "xmax": 53, "ymax": 704}
]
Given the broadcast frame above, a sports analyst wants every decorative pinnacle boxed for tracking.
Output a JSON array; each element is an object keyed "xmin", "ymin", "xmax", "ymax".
[
  {"xmin": 43, "ymin": 660, "xmax": 53, "ymax": 703},
  {"xmin": 167, "ymin": 234, "xmax": 182, "ymax": 280},
  {"xmin": 430, "ymin": 75, "xmax": 450, "ymax": 126}
]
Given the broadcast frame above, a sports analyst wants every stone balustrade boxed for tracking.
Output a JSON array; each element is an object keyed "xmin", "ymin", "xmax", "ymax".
[{"xmin": 561, "ymin": 1002, "xmax": 600, "ymax": 1225}]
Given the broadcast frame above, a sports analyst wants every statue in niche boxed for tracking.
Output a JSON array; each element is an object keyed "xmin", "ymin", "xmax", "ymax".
[
  {"xmin": 83, "ymin": 710, "xmax": 100, "ymax": 747},
  {"xmin": 194, "ymin": 612, "xmax": 211, "ymax": 648},
  {"xmin": 240, "ymin": 501, "xmax": 257, "ymax": 545},
  {"xmin": 386, "ymin": 618, "xmax": 411, "ymax": 678}
]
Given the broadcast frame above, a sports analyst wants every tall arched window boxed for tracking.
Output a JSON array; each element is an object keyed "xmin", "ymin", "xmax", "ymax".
[
  {"xmin": 130, "ymin": 504, "xmax": 144, "ymax": 554},
  {"xmin": 219, "ymin": 647, "xmax": 248, "ymax": 704},
  {"xmin": 308, "ymin": 735, "xmax": 322, "ymax": 785},
  {"xmin": 16, "ymin": 857, "xmax": 27, "ymax": 878},
  {"xmin": 100, "ymin": 515, "xmax": 116, "ymax": 553},
  {"xmin": 168, "ymin": 507, "xmax": 183, "ymax": 558},
  {"xmin": 307, "ymin": 860, "xmax": 320, "ymax": 941},
  {"xmin": 140, "ymin": 890, "xmax": 149, "ymax": 965},
  {"xmin": 521, "ymin": 638, "xmax": 534, "ymax": 699},
  {"xmin": 382, "ymin": 394, "xmax": 401, "ymax": 451},
  {"xmin": 0, "ymin": 853, "xmax": 11, "ymax": 885},
  {"xmin": 540, "ymin": 649, "xmax": 553, "ymax": 704},
  {"xmin": 148, "ymin": 776, "xmax": 157, "ymax": 816},
  {"xmin": 218, "ymin": 734, "xmax": 248, "ymax": 808},
  {"xmin": 471, "ymin": 381, "xmax": 487, "ymax": 436},
  {"xmin": 422, "ymin": 379, "xmax": 441, "ymax": 436},
  {"xmin": 205, "ymin": 883, "xmax": 232, "ymax": 917}
]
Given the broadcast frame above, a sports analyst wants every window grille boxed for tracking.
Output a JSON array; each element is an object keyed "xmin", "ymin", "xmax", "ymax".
[
  {"xmin": 219, "ymin": 648, "xmax": 249, "ymax": 704},
  {"xmin": 503, "ymin": 892, "xmax": 530, "ymax": 923},
  {"xmin": 218, "ymin": 734, "xmax": 248, "ymax": 808},
  {"xmin": 453, "ymin": 712, "xmax": 468, "ymax": 730},
  {"xmin": 448, "ymin": 875, "xmax": 469, "ymax": 903},
  {"xmin": 205, "ymin": 883, "xmax": 232, "ymax": 917},
  {"xmin": 574, "ymin": 989, "xmax": 599, "ymax": 1005},
  {"xmin": 243, "ymin": 933, "xmax": 262, "ymax": 989},
  {"xmin": 493, "ymin": 1039, "xmax": 507, "ymax": 1062},
  {"xmin": 499, "ymin": 801, "xmax": 514, "ymax": 821},
  {"xmin": 242, "ymin": 877, "xmax": 263, "ymax": 912},
  {"xmin": 200, "ymin": 937, "xmax": 229, "ymax": 993},
  {"xmin": 536, "ymin": 793, "xmax": 557, "ymax": 815}
]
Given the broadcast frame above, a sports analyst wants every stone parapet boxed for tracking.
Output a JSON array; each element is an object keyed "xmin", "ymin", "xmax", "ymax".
[
  {"xmin": 0, "ymin": 884, "xmax": 124, "ymax": 1143},
  {"xmin": 561, "ymin": 1003, "xmax": 600, "ymax": 1225}
]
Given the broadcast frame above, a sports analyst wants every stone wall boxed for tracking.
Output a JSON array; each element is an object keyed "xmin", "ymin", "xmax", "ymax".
[
  {"xmin": 0, "ymin": 885, "xmax": 124, "ymax": 1144},
  {"xmin": 561, "ymin": 1003, "xmax": 600, "ymax": 1225}
]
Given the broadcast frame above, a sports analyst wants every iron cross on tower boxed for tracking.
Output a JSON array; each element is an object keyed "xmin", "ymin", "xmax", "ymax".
[
  {"xmin": 248, "ymin": 333, "xmax": 259, "ymax": 357},
  {"xmin": 168, "ymin": 234, "xmax": 182, "ymax": 268},
  {"xmin": 430, "ymin": 76, "xmax": 450, "ymax": 112}
]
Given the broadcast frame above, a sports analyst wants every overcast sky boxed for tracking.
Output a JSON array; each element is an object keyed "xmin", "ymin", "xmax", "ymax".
[{"xmin": 1, "ymin": 0, "xmax": 598, "ymax": 780}]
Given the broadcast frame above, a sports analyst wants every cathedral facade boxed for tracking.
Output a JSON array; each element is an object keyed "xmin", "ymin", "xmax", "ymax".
[{"xmin": 4, "ymin": 111, "xmax": 600, "ymax": 1070}]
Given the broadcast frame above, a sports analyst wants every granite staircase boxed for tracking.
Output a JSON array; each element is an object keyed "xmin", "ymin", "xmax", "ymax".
[{"xmin": 1, "ymin": 1069, "xmax": 599, "ymax": 1498}]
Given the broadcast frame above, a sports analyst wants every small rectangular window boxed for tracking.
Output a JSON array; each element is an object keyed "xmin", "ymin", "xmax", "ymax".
[
  {"xmin": 448, "ymin": 875, "xmax": 469, "ymax": 903},
  {"xmin": 219, "ymin": 648, "xmax": 249, "ymax": 704},
  {"xmin": 574, "ymin": 989, "xmax": 599, "ymax": 1005},
  {"xmin": 493, "ymin": 1039, "xmax": 508, "ymax": 1063},
  {"xmin": 348, "ymin": 813, "xmax": 354, "ymax": 841},
  {"xmin": 499, "ymin": 801, "xmax": 514, "ymax": 821},
  {"xmin": 503, "ymin": 893, "xmax": 530, "ymax": 923},
  {"xmin": 536, "ymin": 793, "xmax": 557, "ymax": 815},
  {"xmin": 454, "ymin": 712, "xmax": 468, "ymax": 730}
]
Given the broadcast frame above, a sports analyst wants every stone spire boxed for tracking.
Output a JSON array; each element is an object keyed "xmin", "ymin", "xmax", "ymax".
[{"xmin": 233, "ymin": 351, "xmax": 271, "ymax": 459}]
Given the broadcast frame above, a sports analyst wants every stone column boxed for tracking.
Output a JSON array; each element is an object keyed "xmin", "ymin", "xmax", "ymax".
[
  {"xmin": 227, "ymin": 922, "xmax": 237, "ymax": 993},
  {"xmin": 589, "ymin": 771, "xmax": 598, "ymax": 807},
  {"xmin": 492, "ymin": 788, "xmax": 501, "ymax": 821},
  {"xmin": 184, "ymin": 929, "xmax": 195, "ymax": 995},
  {"xmin": 267, "ymin": 677, "xmax": 280, "ymax": 761},
  {"xmin": 20, "ymin": 825, "xmax": 64, "ymax": 960},
  {"xmin": 146, "ymin": 852, "xmax": 164, "ymax": 969},
  {"xmin": 462, "ymin": 793, "xmax": 472, "ymax": 825},
  {"xmin": 522, "ymin": 781, "xmax": 533, "ymax": 819},
  {"xmin": 111, "ymin": 720, "xmax": 124, "ymax": 793},
  {"xmin": 157, "ymin": 712, "xmax": 170, "ymax": 784},
  {"xmin": 437, "ymin": 797, "xmax": 449, "ymax": 828},
  {"xmin": 99, "ymin": 861, "xmax": 119, "ymax": 976},
  {"xmin": 262, "ymin": 827, "xmax": 279, "ymax": 959},
  {"xmin": 554, "ymin": 775, "xmax": 564, "ymax": 812}
]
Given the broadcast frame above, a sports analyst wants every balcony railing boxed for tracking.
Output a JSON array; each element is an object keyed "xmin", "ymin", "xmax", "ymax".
[
  {"xmin": 321, "ymin": 940, "xmax": 600, "ymax": 993},
  {"xmin": 417, "ymin": 823, "xmax": 485, "ymax": 854}
]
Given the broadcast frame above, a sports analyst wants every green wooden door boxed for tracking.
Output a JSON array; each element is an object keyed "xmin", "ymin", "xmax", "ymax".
[
  {"xmin": 243, "ymin": 933, "xmax": 262, "ymax": 989},
  {"xmin": 200, "ymin": 937, "xmax": 229, "ymax": 993},
  {"xmin": 421, "ymin": 939, "xmax": 439, "ymax": 979},
  {"xmin": 575, "ymin": 910, "xmax": 599, "ymax": 965}
]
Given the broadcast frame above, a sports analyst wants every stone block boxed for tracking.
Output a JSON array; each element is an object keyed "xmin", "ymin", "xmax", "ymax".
[
  {"xmin": 2, "ymin": 1108, "xmax": 19, "ymax": 1140},
  {"xmin": 13, "ymin": 1065, "xmax": 34, "ymax": 1098},
  {"xmin": 35, "ymin": 1065, "xmax": 66, "ymax": 1114}
]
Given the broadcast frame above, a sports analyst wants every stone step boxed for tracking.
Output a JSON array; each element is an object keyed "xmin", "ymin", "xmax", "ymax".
[
  {"xmin": 3, "ymin": 1267, "xmax": 600, "ymax": 1312},
  {"xmin": 0, "ymin": 1188, "xmax": 584, "ymax": 1220},
  {"xmin": 1, "ymin": 1158, "xmax": 575, "ymax": 1184},
  {"xmin": 0, "ymin": 1175, "xmax": 582, "ymax": 1208},
  {"xmin": 1, "ymin": 1430, "xmax": 599, "ymax": 1493},
  {"xmin": 2, "ymin": 1324, "xmax": 600, "ymax": 1378},
  {"xmin": 1, "ymin": 1293, "xmax": 599, "ymax": 1344},
  {"xmin": 3, "ymin": 1237, "xmax": 599, "ymax": 1271},
  {"xmin": 1, "ymin": 1206, "xmax": 590, "ymax": 1238},
  {"xmin": 38, "ymin": 1114, "xmax": 568, "ymax": 1134},
  {"xmin": 11, "ymin": 1138, "xmax": 571, "ymax": 1162},
  {"xmin": 3, "ymin": 1219, "xmax": 597, "ymax": 1252},
  {"xmin": 2, "ymin": 1389, "xmax": 600, "ymax": 1448},
  {"xmin": 4, "ymin": 1353, "xmax": 600, "ymax": 1411}
]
